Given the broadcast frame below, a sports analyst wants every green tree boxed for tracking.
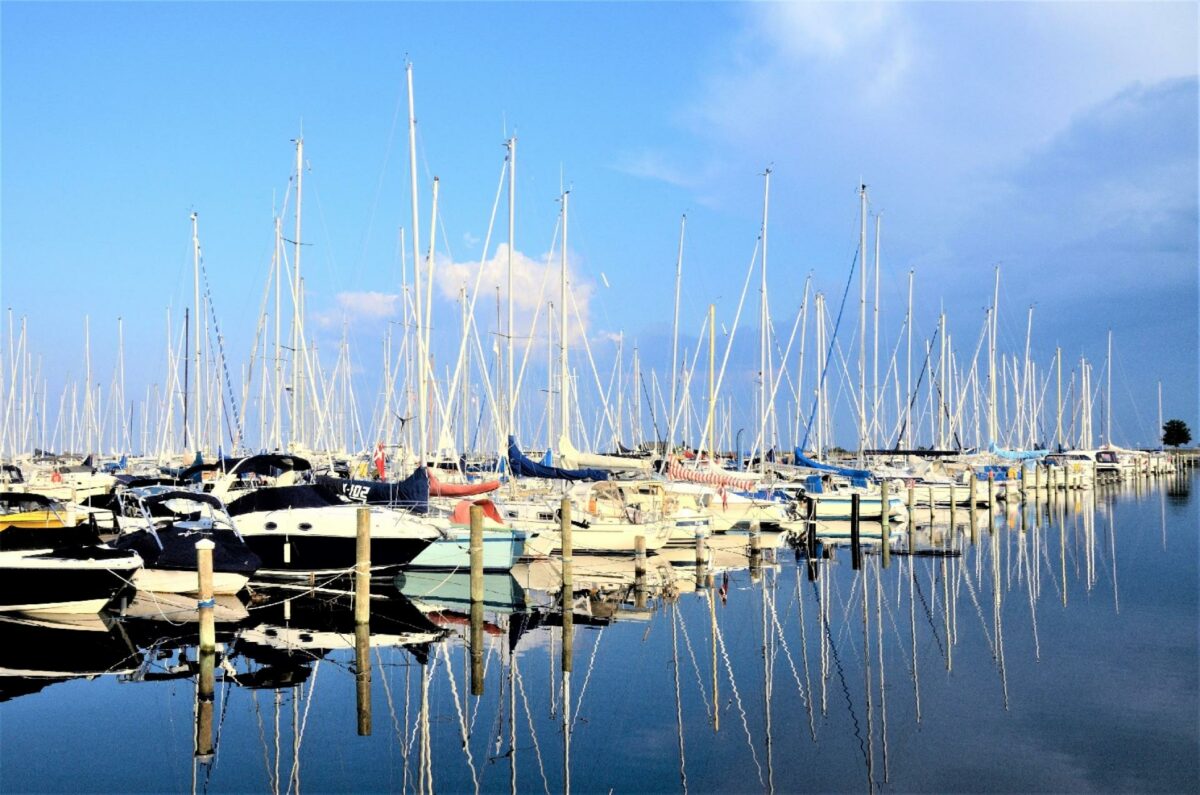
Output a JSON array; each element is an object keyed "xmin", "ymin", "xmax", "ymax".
[{"xmin": 1162, "ymin": 419, "xmax": 1192, "ymax": 447}]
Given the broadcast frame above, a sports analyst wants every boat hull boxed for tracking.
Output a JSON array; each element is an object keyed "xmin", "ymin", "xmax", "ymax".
[
  {"xmin": 406, "ymin": 532, "xmax": 526, "ymax": 571},
  {"xmin": 0, "ymin": 549, "xmax": 141, "ymax": 615}
]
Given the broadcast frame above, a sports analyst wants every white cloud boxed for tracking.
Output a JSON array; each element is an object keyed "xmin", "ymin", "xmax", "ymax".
[
  {"xmin": 433, "ymin": 243, "xmax": 596, "ymax": 347},
  {"xmin": 613, "ymin": 149, "xmax": 704, "ymax": 188},
  {"xmin": 313, "ymin": 290, "xmax": 400, "ymax": 328}
]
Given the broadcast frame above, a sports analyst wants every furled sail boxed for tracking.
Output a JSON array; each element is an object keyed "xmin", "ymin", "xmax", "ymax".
[
  {"xmin": 557, "ymin": 435, "xmax": 651, "ymax": 472},
  {"xmin": 507, "ymin": 436, "xmax": 608, "ymax": 482}
]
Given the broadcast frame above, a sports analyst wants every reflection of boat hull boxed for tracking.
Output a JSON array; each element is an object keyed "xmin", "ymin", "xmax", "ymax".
[
  {"xmin": 131, "ymin": 568, "xmax": 248, "ymax": 595},
  {"xmin": 395, "ymin": 570, "xmax": 526, "ymax": 613},
  {"xmin": 810, "ymin": 520, "xmax": 905, "ymax": 542},
  {"xmin": 121, "ymin": 591, "xmax": 250, "ymax": 623},
  {"xmin": 0, "ymin": 548, "xmax": 141, "ymax": 614},
  {"xmin": 407, "ymin": 532, "xmax": 526, "ymax": 571},
  {"xmin": 246, "ymin": 534, "xmax": 433, "ymax": 577},
  {"xmin": 512, "ymin": 553, "xmax": 676, "ymax": 595},
  {"xmin": 0, "ymin": 613, "xmax": 140, "ymax": 702}
]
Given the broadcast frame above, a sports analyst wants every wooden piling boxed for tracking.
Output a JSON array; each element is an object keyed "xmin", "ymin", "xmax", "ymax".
[
  {"xmin": 850, "ymin": 494, "xmax": 862, "ymax": 571},
  {"xmin": 196, "ymin": 539, "xmax": 216, "ymax": 653},
  {"xmin": 470, "ymin": 599, "xmax": 485, "ymax": 697},
  {"xmin": 879, "ymin": 479, "xmax": 891, "ymax": 568},
  {"xmin": 634, "ymin": 534, "xmax": 647, "ymax": 609},
  {"xmin": 355, "ymin": 620, "xmax": 372, "ymax": 734},
  {"xmin": 470, "ymin": 504, "xmax": 484, "ymax": 603},
  {"xmin": 194, "ymin": 648, "xmax": 215, "ymax": 760},
  {"xmin": 355, "ymin": 506, "xmax": 371, "ymax": 624}
]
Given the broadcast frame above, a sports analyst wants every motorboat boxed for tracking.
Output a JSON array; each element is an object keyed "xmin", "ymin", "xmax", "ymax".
[{"xmin": 110, "ymin": 488, "xmax": 260, "ymax": 595}]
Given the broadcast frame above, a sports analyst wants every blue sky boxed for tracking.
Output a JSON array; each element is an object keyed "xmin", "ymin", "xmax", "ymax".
[{"xmin": 1, "ymin": 2, "xmax": 1196, "ymax": 451}]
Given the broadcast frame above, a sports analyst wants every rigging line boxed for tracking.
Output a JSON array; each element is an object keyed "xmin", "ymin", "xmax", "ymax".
[
  {"xmin": 639, "ymin": 369, "xmax": 663, "ymax": 446},
  {"xmin": 799, "ymin": 240, "xmax": 861, "ymax": 451},
  {"xmin": 677, "ymin": 602, "xmax": 713, "ymax": 715},
  {"xmin": 910, "ymin": 572, "xmax": 946, "ymax": 658},
  {"xmin": 570, "ymin": 626, "xmax": 606, "ymax": 734},
  {"xmin": 513, "ymin": 659, "xmax": 552, "ymax": 795},
  {"xmin": 959, "ymin": 557, "xmax": 996, "ymax": 654},
  {"xmin": 714, "ymin": 613, "xmax": 766, "ymax": 788},
  {"xmin": 438, "ymin": 643, "xmax": 481, "ymax": 794},
  {"xmin": 198, "ymin": 252, "xmax": 243, "ymax": 449},
  {"xmin": 892, "ymin": 324, "xmax": 941, "ymax": 450},
  {"xmin": 765, "ymin": 580, "xmax": 808, "ymax": 707},
  {"xmin": 809, "ymin": 577, "xmax": 870, "ymax": 773},
  {"xmin": 671, "ymin": 606, "xmax": 690, "ymax": 794}
]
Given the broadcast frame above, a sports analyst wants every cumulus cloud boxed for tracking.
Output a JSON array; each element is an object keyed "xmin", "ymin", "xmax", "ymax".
[{"xmin": 433, "ymin": 243, "xmax": 596, "ymax": 347}]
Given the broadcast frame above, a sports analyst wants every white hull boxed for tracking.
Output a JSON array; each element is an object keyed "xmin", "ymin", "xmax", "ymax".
[{"xmin": 131, "ymin": 568, "xmax": 248, "ymax": 595}]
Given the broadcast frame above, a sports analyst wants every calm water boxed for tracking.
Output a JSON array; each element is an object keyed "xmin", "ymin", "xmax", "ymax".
[{"xmin": 2, "ymin": 473, "xmax": 1197, "ymax": 794}]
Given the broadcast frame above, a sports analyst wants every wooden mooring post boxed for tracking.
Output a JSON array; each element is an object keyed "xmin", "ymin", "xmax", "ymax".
[
  {"xmin": 470, "ymin": 504, "xmax": 485, "ymax": 697},
  {"xmin": 850, "ymin": 494, "xmax": 862, "ymax": 571}
]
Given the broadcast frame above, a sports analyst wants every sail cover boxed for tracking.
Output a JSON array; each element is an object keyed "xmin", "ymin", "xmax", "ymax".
[
  {"xmin": 428, "ymin": 469, "xmax": 501, "ymax": 497},
  {"xmin": 557, "ymin": 435, "xmax": 652, "ymax": 472},
  {"xmin": 667, "ymin": 457, "xmax": 760, "ymax": 492},
  {"xmin": 792, "ymin": 449, "xmax": 874, "ymax": 482},
  {"xmin": 316, "ymin": 466, "xmax": 430, "ymax": 514},
  {"xmin": 507, "ymin": 437, "xmax": 608, "ymax": 482},
  {"xmin": 987, "ymin": 443, "xmax": 1048, "ymax": 460}
]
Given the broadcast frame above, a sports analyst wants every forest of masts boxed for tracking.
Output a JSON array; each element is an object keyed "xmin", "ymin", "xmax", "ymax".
[{"xmin": 0, "ymin": 72, "xmax": 1143, "ymax": 468}]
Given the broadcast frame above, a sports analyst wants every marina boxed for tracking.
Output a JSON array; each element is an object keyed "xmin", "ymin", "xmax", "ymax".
[{"xmin": 2, "ymin": 3, "xmax": 1198, "ymax": 792}]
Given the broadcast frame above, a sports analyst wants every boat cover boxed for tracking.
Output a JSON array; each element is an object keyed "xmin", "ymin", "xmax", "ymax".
[
  {"xmin": 666, "ymin": 457, "xmax": 759, "ymax": 491},
  {"xmin": 507, "ymin": 436, "xmax": 608, "ymax": 482},
  {"xmin": 792, "ymin": 449, "xmax": 874, "ymax": 482},
  {"xmin": 316, "ymin": 467, "xmax": 430, "ymax": 514},
  {"xmin": 428, "ymin": 469, "xmax": 500, "ymax": 497},
  {"xmin": 449, "ymin": 498, "xmax": 508, "ymax": 528},
  {"xmin": 225, "ymin": 484, "xmax": 346, "ymax": 516},
  {"xmin": 987, "ymin": 443, "xmax": 1048, "ymax": 460}
]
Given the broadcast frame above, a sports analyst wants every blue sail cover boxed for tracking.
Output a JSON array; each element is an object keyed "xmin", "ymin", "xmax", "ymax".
[
  {"xmin": 987, "ymin": 443, "xmax": 1048, "ymax": 460},
  {"xmin": 508, "ymin": 437, "xmax": 608, "ymax": 482},
  {"xmin": 792, "ymin": 449, "xmax": 874, "ymax": 482},
  {"xmin": 317, "ymin": 466, "xmax": 429, "ymax": 514}
]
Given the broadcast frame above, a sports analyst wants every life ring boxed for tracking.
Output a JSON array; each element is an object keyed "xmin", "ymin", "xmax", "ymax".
[{"xmin": 51, "ymin": 471, "xmax": 63, "ymax": 483}]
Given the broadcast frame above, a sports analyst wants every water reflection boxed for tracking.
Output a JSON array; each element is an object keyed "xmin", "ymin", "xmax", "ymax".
[{"xmin": 0, "ymin": 472, "xmax": 1197, "ymax": 793}]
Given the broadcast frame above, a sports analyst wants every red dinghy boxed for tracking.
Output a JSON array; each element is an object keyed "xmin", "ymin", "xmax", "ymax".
[{"xmin": 427, "ymin": 469, "xmax": 501, "ymax": 498}]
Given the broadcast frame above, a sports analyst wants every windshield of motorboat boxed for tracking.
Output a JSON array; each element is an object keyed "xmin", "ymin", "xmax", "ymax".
[{"xmin": 0, "ymin": 493, "xmax": 61, "ymax": 513}]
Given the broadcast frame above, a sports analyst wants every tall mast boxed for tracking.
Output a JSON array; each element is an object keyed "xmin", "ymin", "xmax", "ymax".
[
  {"xmin": 815, "ymin": 294, "xmax": 826, "ymax": 456},
  {"xmin": 422, "ymin": 177, "xmax": 440, "ymax": 461},
  {"xmin": 988, "ymin": 265, "xmax": 1000, "ymax": 445},
  {"xmin": 1157, "ymin": 380, "xmax": 1163, "ymax": 448},
  {"xmin": 858, "ymin": 184, "xmax": 868, "ymax": 465},
  {"xmin": 669, "ymin": 215, "xmax": 685, "ymax": 452},
  {"xmin": 506, "ymin": 136, "xmax": 516, "ymax": 442},
  {"xmin": 938, "ymin": 311, "xmax": 947, "ymax": 448},
  {"xmin": 1056, "ymin": 346, "xmax": 1063, "ymax": 451},
  {"xmin": 559, "ymin": 191, "xmax": 570, "ymax": 448},
  {"xmin": 291, "ymin": 136, "xmax": 305, "ymax": 449},
  {"xmin": 905, "ymin": 269, "xmax": 913, "ymax": 449},
  {"xmin": 272, "ymin": 215, "xmax": 283, "ymax": 450},
  {"xmin": 760, "ymin": 168, "xmax": 771, "ymax": 472},
  {"xmin": 406, "ymin": 62, "xmax": 425, "ymax": 465},
  {"xmin": 872, "ymin": 213, "xmax": 881, "ymax": 450},
  {"xmin": 191, "ymin": 212, "xmax": 202, "ymax": 452},
  {"xmin": 1105, "ymin": 328, "xmax": 1113, "ymax": 446},
  {"xmin": 1022, "ymin": 305, "xmax": 1034, "ymax": 447},
  {"xmin": 707, "ymin": 304, "xmax": 715, "ymax": 456}
]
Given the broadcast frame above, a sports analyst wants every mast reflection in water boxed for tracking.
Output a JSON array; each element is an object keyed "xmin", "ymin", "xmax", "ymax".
[{"xmin": 0, "ymin": 473, "xmax": 1197, "ymax": 793}]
